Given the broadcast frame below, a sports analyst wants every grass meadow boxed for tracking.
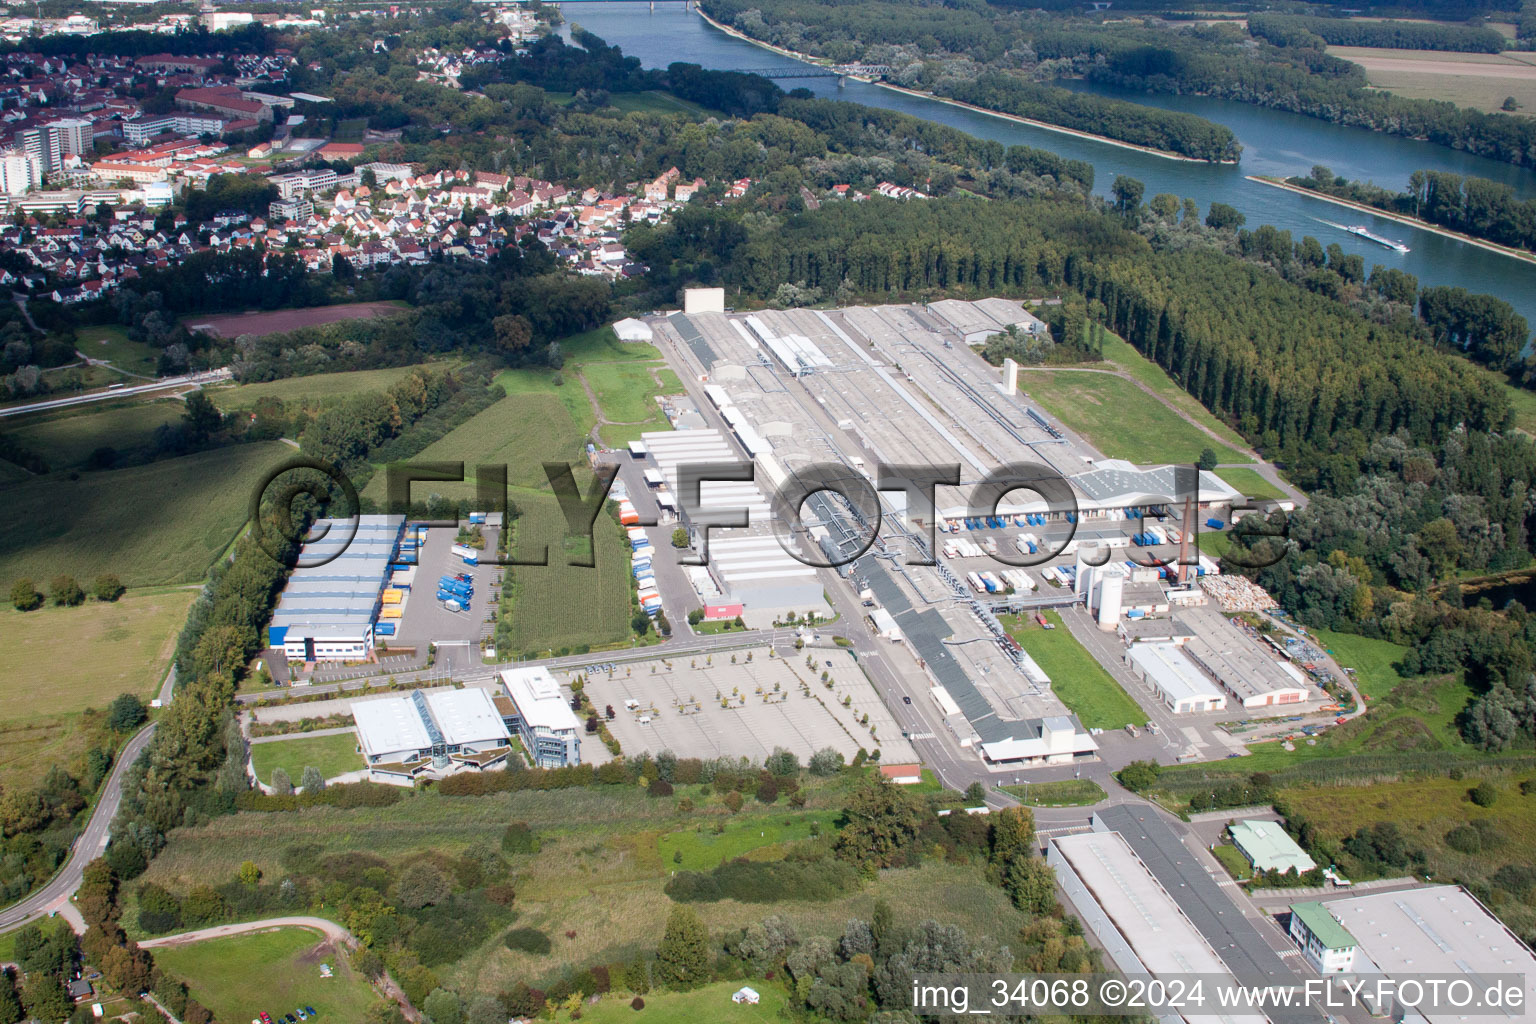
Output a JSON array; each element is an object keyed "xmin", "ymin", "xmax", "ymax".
[
  {"xmin": 74, "ymin": 324, "xmax": 160, "ymax": 375},
  {"xmin": 1310, "ymin": 628, "xmax": 1409, "ymax": 701},
  {"xmin": 151, "ymin": 926, "xmax": 382, "ymax": 1022},
  {"xmin": 5, "ymin": 401, "xmax": 183, "ymax": 470},
  {"xmin": 1214, "ymin": 466, "xmax": 1288, "ymax": 502},
  {"xmin": 1018, "ymin": 368, "xmax": 1248, "ymax": 466},
  {"xmin": 0, "ymin": 588, "xmax": 191, "ymax": 788},
  {"xmin": 208, "ymin": 363, "xmax": 453, "ymax": 411},
  {"xmin": 999, "ymin": 778, "xmax": 1106, "ymax": 807},
  {"xmin": 0, "ymin": 441, "xmax": 289, "ymax": 587},
  {"xmin": 1003, "ymin": 610, "xmax": 1146, "ymax": 729},
  {"xmin": 139, "ymin": 773, "xmax": 1032, "ymax": 996},
  {"xmin": 1096, "ymin": 332, "xmax": 1254, "ymax": 458},
  {"xmin": 249, "ymin": 732, "xmax": 363, "ymax": 786}
]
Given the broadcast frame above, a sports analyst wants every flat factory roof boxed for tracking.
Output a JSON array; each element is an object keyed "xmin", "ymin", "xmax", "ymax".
[
  {"xmin": 1230, "ymin": 820, "xmax": 1315, "ymax": 874},
  {"xmin": 426, "ymin": 688, "xmax": 510, "ymax": 747},
  {"xmin": 352, "ymin": 694, "xmax": 431, "ymax": 759},
  {"xmin": 1128, "ymin": 642, "xmax": 1226, "ymax": 706},
  {"xmin": 500, "ymin": 665, "xmax": 581, "ymax": 733},
  {"xmin": 1323, "ymin": 885, "xmax": 1536, "ymax": 983},
  {"xmin": 1053, "ymin": 830, "xmax": 1236, "ymax": 977}
]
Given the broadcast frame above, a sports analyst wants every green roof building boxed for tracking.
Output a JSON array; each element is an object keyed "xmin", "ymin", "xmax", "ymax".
[
  {"xmin": 1288, "ymin": 902, "xmax": 1357, "ymax": 974},
  {"xmin": 1229, "ymin": 819, "xmax": 1316, "ymax": 875}
]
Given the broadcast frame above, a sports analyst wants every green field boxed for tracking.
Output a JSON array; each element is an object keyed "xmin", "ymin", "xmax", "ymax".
[
  {"xmin": 1310, "ymin": 628, "xmax": 1408, "ymax": 701},
  {"xmin": 498, "ymin": 497, "xmax": 634, "ymax": 655},
  {"xmin": 249, "ymin": 732, "xmax": 363, "ymax": 787},
  {"xmin": 583, "ymin": 360, "xmax": 669, "ymax": 429},
  {"xmin": 0, "ymin": 441, "xmax": 289, "ymax": 587},
  {"xmin": 999, "ymin": 778, "xmax": 1106, "ymax": 806},
  {"xmin": 657, "ymin": 813, "xmax": 824, "ymax": 870},
  {"xmin": 1003, "ymin": 611, "xmax": 1146, "ymax": 729},
  {"xmin": 1214, "ymin": 466, "xmax": 1288, "ymax": 502},
  {"xmin": 4, "ymin": 401, "xmax": 183, "ymax": 470},
  {"xmin": 608, "ymin": 90, "xmax": 712, "ymax": 116},
  {"xmin": 0, "ymin": 590, "xmax": 190, "ymax": 789},
  {"xmin": 360, "ymin": 391, "xmax": 583, "ymax": 501},
  {"xmin": 1211, "ymin": 843, "xmax": 1253, "ymax": 880},
  {"xmin": 151, "ymin": 927, "xmax": 383, "ymax": 1023},
  {"xmin": 208, "ymin": 364, "xmax": 451, "ymax": 410},
  {"xmin": 1096, "ymin": 333, "xmax": 1254, "ymax": 458},
  {"xmin": 552, "ymin": 982, "xmax": 789, "ymax": 1024},
  {"xmin": 1199, "ymin": 529, "xmax": 1234, "ymax": 560},
  {"xmin": 1018, "ymin": 369, "xmax": 1248, "ymax": 466},
  {"xmin": 75, "ymin": 324, "xmax": 160, "ymax": 375}
]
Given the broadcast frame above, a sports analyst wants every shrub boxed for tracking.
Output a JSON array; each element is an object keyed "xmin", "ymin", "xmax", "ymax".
[
  {"xmin": 9, "ymin": 577, "xmax": 41, "ymax": 611},
  {"xmin": 648, "ymin": 778, "xmax": 674, "ymax": 798},
  {"xmin": 93, "ymin": 574, "xmax": 125, "ymax": 602},
  {"xmin": 723, "ymin": 791, "xmax": 743, "ymax": 812},
  {"xmin": 49, "ymin": 574, "xmax": 84, "ymax": 606},
  {"xmin": 504, "ymin": 927, "xmax": 552, "ymax": 954},
  {"xmin": 631, "ymin": 997, "xmax": 645, "ymax": 1010},
  {"xmin": 664, "ymin": 853, "xmax": 858, "ymax": 904},
  {"xmin": 502, "ymin": 822, "xmax": 539, "ymax": 854},
  {"xmin": 107, "ymin": 693, "xmax": 147, "ymax": 732},
  {"xmin": 1470, "ymin": 781, "xmax": 1499, "ymax": 807},
  {"xmin": 1444, "ymin": 824, "xmax": 1484, "ymax": 854}
]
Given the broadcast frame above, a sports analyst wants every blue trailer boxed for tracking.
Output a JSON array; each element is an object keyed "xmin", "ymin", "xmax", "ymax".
[
  {"xmin": 982, "ymin": 577, "xmax": 998, "ymax": 593},
  {"xmin": 1206, "ymin": 518, "xmax": 1225, "ymax": 529},
  {"xmin": 468, "ymin": 513, "xmax": 487, "ymax": 524},
  {"xmin": 1026, "ymin": 541, "xmax": 1037, "ymax": 554},
  {"xmin": 375, "ymin": 622, "xmax": 396, "ymax": 637}
]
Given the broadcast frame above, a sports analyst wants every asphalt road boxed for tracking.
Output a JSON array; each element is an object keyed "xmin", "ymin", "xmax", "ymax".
[
  {"xmin": 0, "ymin": 722, "xmax": 156, "ymax": 931},
  {"xmin": 0, "ymin": 368, "xmax": 231, "ymax": 419}
]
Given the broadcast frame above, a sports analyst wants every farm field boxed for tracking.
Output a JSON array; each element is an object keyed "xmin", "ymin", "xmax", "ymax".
[
  {"xmin": 4, "ymin": 401, "xmax": 183, "ymax": 470},
  {"xmin": 75, "ymin": 324, "xmax": 160, "ymax": 375},
  {"xmin": 1327, "ymin": 45, "xmax": 1536, "ymax": 114},
  {"xmin": 999, "ymin": 778, "xmax": 1106, "ymax": 806},
  {"xmin": 209, "ymin": 363, "xmax": 451, "ymax": 410},
  {"xmin": 0, "ymin": 441, "xmax": 289, "ymax": 587},
  {"xmin": 249, "ymin": 732, "xmax": 363, "ymax": 787},
  {"xmin": 498, "ymin": 496, "xmax": 633, "ymax": 655},
  {"xmin": 1018, "ymin": 368, "xmax": 1248, "ymax": 466},
  {"xmin": 1214, "ymin": 466, "xmax": 1288, "ymax": 502},
  {"xmin": 359, "ymin": 391, "xmax": 582, "ymax": 502},
  {"xmin": 1096, "ymin": 333, "xmax": 1254, "ymax": 459},
  {"xmin": 1310, "ymin": 628, "xmax": 1408, "ymax": 701},
  {"xmin": 0, "ymin": 589, "xmax": 191, "ymax": 789},
  {"xmin": 151, "ymin": 926, "xmax": 383, "ymax": 1023},
  {"xmin": 607, "ymin": 90, "xmax": 712, "ymax": 116},
  {"xmin": 1003, "ymin": 610, "xmax": 1147, "ymax": 729},
  {"xmin": 184, "ymin": 300, "xmax": 409, "ymax": 338},
  {"xmin": 550, "ymin": 982, "xmax": 789, "ymax": 1024}
]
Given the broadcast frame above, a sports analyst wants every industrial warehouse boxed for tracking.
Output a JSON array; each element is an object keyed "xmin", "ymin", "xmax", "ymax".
[
  {"xmin": 636, "ymin": 297, "xmax": 1315, "ymax": 771},
  {"xmin": 266, "ymin": 514, "xmax": 406, "ymax": 664},
  {"xmin": 1288, "ymin": 887, "xmax": 1536, "ymax": 1022}
]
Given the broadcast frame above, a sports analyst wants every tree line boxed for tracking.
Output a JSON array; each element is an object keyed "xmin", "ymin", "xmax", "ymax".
[
  {"xmin": 1292, "ymin": 165, "xmax": 1536, "ymax": 263},
  {"xmin": 1248, "ymin": 13, "xmax": 1508, "ymax": 54}
]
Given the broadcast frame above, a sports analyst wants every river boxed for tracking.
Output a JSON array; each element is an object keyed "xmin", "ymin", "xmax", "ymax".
[{"xmin": 560, "ymin": 2, "xmax": 1536, "ymax": 329}]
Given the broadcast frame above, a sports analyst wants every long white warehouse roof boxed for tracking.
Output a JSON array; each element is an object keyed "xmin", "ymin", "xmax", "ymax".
[{"xmin": 1127, "ymin": 642, "xmax": 1226, "ymax": 707}]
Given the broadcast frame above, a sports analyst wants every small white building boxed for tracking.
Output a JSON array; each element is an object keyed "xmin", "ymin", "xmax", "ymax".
[
  {"xmin": 499, "ymin": 666, "xmax": 583, "ymax": 767},
  {"xmin": 980, "ymin": 715, "xmax": 1098, "ymax": 766},
  {"xmin": 732, "ymin": 987, "xmax": 760, "ymax": 1005}
]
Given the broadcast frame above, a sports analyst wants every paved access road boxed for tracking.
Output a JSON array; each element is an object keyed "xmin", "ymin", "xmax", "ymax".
[
  {"xmin": 0, "ymin": 723, "xmax": 156, "ymax": 931},
  {"xmin": 0, "ymin": 368, "xmax": 231, "ymax": 419}
]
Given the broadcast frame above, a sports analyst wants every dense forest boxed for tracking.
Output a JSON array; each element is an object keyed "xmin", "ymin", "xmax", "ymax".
[
  {"xmin": 1247, "ymin": 13, "xmax": 1508, "ymax": 53},
  {"xmin": 700, "ymin": 0, "xmax": 1536, "ymax": 167}
]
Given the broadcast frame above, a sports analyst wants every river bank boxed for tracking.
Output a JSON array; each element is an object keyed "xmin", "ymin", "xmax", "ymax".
[
  {"xmin": 1247, "ymin": 175, "xmax": 1536, "ymax": 266},
  {"xmin": 693, "ymin": 7, "xmax": 1228, "ymax": 165}
]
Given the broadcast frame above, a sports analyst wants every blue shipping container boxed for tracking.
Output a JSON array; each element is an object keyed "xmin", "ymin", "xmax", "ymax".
[
  {"xmin": 1206, "ymin": 518, "xmax": 1225, "ymax": 529},
  {"xmin": 375, "ymin": 623, "xmax": 396, "ymax": 636}
]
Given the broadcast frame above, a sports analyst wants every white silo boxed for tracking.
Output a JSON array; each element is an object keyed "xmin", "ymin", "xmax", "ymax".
[{"xmin": 1096, "ymin": 572, "xmax": 1124, "ymax": 630}]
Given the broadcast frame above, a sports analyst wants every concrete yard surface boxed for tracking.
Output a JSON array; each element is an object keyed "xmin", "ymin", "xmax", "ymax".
[{"xmin": 577, "ymin": 647, "xmax": 915, "ymax": 763}]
